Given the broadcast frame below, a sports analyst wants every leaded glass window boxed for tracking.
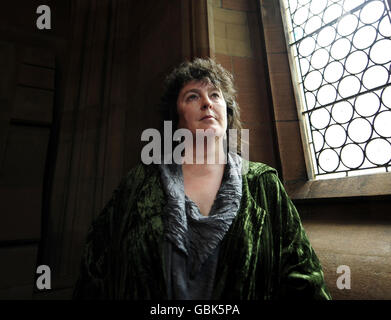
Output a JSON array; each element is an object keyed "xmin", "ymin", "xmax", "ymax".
[{"xmin": 281, "ymin": 0, "xmax": 391, "ymax": 179}]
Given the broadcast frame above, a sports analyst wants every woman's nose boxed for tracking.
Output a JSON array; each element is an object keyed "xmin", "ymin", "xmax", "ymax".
[{"xmin": 201, "ymin": 96, "xmax": 212, "ymax": 109}]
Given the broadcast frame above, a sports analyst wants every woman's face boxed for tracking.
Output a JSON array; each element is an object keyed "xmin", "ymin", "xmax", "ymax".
[{"xmin": 176, "ymin": 80, "xmax": 228, "ymax": 137}]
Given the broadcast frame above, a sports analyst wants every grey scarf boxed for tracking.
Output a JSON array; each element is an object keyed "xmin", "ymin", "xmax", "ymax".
[{"xmin": 158, "ymin": 153, "xmax": 243, "ymax": 277}]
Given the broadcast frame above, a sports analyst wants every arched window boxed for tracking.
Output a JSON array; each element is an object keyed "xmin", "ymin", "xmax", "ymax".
[{"xmin": 281, "ymin": 0, "xmax": 391, "ymax": 179}]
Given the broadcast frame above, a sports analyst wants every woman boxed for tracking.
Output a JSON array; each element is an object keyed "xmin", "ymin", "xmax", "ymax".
[{"xmin": 73, "ymin": 58, "xmax": 331, "ymax": 300}]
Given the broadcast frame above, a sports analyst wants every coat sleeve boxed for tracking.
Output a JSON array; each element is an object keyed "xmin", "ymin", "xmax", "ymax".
[
  {"xmin": 266, "ymin": 174, "xmax": 332, "ymax": 300},
  {"xmin": 72, "ymin": 184, "xmax": 120, "ymax": 300},
  {"xmin": 72, "ymin": 164, "xmax": 145, "ymax": 299}
]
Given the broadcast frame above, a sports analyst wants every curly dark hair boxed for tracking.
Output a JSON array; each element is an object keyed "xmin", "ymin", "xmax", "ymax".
[{"xmin": 160, "ymin": 58, "xmax": 243, "ymax": 150}]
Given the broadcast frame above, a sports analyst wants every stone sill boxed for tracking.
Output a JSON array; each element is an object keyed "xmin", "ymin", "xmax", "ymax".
[{"xmin": 285, "ymin": 172, "xmax": 391, "ymax": 201}]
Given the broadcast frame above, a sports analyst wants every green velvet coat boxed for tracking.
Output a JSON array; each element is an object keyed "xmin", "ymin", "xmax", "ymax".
[{"xmin": 73, "ymin": 161, "xmax": 331, "ymax": 300}]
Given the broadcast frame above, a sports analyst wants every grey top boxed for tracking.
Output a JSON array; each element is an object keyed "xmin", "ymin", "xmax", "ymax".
[{"xmin": 158, "ymin": 153, "xmax": 243, "ymax": 299}]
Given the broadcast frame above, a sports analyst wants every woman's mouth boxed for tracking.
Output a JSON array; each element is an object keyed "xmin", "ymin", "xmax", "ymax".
[{"xmin": 201, "ymin": 115, "xmax": 215, "ymax": 120}]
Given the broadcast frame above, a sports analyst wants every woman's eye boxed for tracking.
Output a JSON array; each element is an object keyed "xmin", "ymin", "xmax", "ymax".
[
  {"xmin": 186, "ymin": 94, "xmax": 198, "ymax": 102},
  {"xmin": 211, "ymin": 93, "xmax": 220, "ymax": 99}
]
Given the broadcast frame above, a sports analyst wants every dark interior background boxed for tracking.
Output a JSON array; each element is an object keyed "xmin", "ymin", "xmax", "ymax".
[{"xmin": 0, "ymin": 0, "xmax": 389, "ymax": 300}]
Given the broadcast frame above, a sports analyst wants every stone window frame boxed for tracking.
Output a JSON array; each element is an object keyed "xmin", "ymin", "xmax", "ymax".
[{"xmin": 260, "ymin": 0, "xmax": 391, "ymax": 200}]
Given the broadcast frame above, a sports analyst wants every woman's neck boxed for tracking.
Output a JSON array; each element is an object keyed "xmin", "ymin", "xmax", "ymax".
[{"xmin": 183, "ymin": 135, "xmax": 226, "ymax": 165}]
